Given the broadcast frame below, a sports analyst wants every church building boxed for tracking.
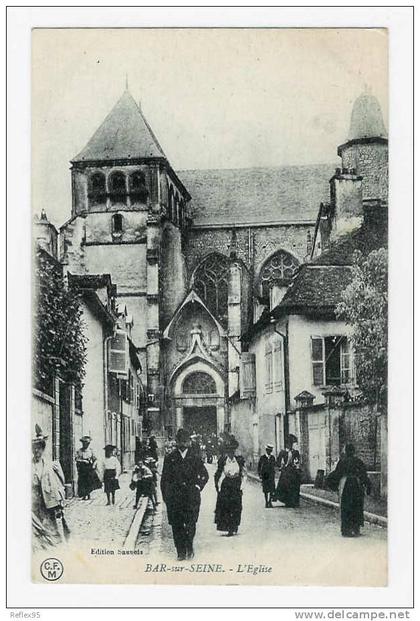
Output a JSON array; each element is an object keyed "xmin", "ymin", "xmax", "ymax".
[{"xmin": 59, "ymin": 86, "xmax": 387, "ymax": 454}]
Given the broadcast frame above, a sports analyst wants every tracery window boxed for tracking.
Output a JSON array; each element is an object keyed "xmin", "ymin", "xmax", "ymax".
[
  {"xmin": 259, "ymin": 250, "xmax": 299, "ymax": 298},
  {"xmin": 182, "ymin": 371, "xmax": 217, "ymax": 394},
  {"xmin": 193, "ymin": 253, "xmax": 230, "ymax": 324}
]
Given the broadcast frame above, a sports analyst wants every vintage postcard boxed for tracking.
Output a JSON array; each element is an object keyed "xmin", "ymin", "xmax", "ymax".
[{"xmin": 31, "ymin": 27, "xmax": 388, "ymax": 586}]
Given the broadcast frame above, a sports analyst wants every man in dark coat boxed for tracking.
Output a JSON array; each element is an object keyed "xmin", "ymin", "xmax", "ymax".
[
  {"xmin": 258, "ymin": 443, "xmax": 276, "ymax": 508},
  {"xmin": 326, "ymin": 443, "xmax": 371, "ymax": 537},
  {"xmin": 160, "ymin": 428, "xmax": 209, "ymax": 560}
]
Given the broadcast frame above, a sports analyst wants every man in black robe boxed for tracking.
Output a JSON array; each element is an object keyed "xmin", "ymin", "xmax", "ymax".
[
  {"xmin": 258, "ymin": 443, "xmax": 276, "ymax": 508},
  {"xmin": 326, "ymin": 443, "xmax": 371, "ymax": 537},
  {"xmin": 160, "ymin": 428, "xmax": 209, "ymax": 560}
]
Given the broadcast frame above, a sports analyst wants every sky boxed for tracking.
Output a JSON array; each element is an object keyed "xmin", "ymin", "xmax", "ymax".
[{"xmin": 32, "ymin": 28, "xmax": 388, "ymax": 227}]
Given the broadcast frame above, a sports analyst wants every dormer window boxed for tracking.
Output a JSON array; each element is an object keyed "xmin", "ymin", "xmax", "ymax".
[
  {"xmin": 129, "ymin": 171, "xmax": 148, "ymax": 204},
  {"xmin": 88, "ymin": 172, "xmax": 106, "ymax": 207},
  {"xmin": 109, "ymin": 171, "xmax": 126, "ymax": 206},
  {"xmin": 112, "ymin": 213, "xmax": 123, "ymax": 235}
]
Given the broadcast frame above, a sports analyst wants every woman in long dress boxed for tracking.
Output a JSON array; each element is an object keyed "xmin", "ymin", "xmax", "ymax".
[
  {"xmin": 326, "ymin": 443, "xmax": 371, "ymax": 537},
  {"xmin": 276, "ymin": 450, "xmax": 302, "ymax": 507},
  {"xmin": 75, "ymin": 435, "xmax": 101, "ymax": 500},
  {"xmin": 214, "ymin": 436, "xmax": 246, "ymax": 536},
  {"xmin": 32, "ymin": 424, "xmax": 70, "ymax": 549}
]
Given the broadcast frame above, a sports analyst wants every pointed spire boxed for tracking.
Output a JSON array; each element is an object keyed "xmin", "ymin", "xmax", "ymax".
[
  {"xmin": 73, "ymin": 89, "xmax": 166, "ymax": 161},
  {"xmin": 125, "ymin": 73, "xmax": 129, "ymax": 91}
]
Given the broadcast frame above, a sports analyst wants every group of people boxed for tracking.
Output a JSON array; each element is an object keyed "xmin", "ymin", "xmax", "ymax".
[
  {"xmin": 31, "ymin": 425, "xmax": 161, "ymax": 550},
  {"xmin": 160, "ymin": 429, "xmax": 372, "ymax": 560},
  {"xmin": 32, "ymin": 421, "xmax": 372, "ymax": 555},
  {"xmin": 258, "ymin": 443, "xmax": 302, "ymax": 508}
]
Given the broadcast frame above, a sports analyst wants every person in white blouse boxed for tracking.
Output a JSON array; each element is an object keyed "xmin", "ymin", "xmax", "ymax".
[
  {"xmin": 102, "ymin": 445, "xmax": 121, "ymax": 505},
  {"xmin": 214, "ymin": 435, "xmax": 246, "ymax": 536}
]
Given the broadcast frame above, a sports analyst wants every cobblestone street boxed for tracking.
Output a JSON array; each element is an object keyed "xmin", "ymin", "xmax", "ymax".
[{"xmin": 65, "ymin": 473, "xmax": 138, "ymax": 548}]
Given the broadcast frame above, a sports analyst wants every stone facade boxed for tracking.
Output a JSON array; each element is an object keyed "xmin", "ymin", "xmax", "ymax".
[{"xmin": 339, "ymin": 139, "xmax": 388, "ymax": 201}]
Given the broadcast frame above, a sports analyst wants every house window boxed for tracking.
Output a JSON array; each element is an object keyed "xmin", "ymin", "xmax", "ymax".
[
  {"xmin": 193, "ymin": 253, "xmax": 230, "ymax": 325},
  {"xmin": 112, "ymin": 213, "xmax": 123, "ymax": 234},
  {"xmin": 311, "ymin": 335, "xmax": 352, "ymax": 386},
  {"xmin": 259, "ymin": 250, "xmax": 300, "ymax": 298},
  {"xmin": 265, "ymin": 340, "xmax": 273, "ymax": 393}
]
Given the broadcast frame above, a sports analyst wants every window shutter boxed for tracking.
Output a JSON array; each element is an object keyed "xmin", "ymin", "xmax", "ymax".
[
  {"xmin": 240, "ymin": 353, "xmax": 256, "ymax": 399},
  {"xmin": 108, "ymin": 330, "xmax": 128, "ymax": 376},
  {"xmin": 340, "ymin": 337, "xmax": 351, "ymax": 384},
  {"xmin": 273, "ymin": 338, "xmax": 284, "ymax": 390},
  {"xmin": 311, "ymin": 337, "xmax": 325, "ymax": 386}
]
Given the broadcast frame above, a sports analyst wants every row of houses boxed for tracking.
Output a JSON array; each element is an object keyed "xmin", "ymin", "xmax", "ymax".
[{"xmin": 33, "ymin": 217, "xmax": 146, "ymax": 492}]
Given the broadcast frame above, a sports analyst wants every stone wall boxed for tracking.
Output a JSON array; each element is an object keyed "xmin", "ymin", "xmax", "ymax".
[
  {"xmin": 160, "ymin": 220, "xmax": 188, "ymax": 328},
  {"xmin": 32, "ymin": 391, "xmax": 54, "ymax": 461},
  {"xmin": 291, "ymin": 400, "xmax": 381, "ymax": 487},
  {"xmin": 340, "ymin": 402, "xmax": 380, "ymax": 470},
  {"xmin": 230, "ymin": 397, "xmax": 255, "ymax": 468},
  {"xmin": 185, "ymin": 224, "xmax": 313, "ymax": 281}
]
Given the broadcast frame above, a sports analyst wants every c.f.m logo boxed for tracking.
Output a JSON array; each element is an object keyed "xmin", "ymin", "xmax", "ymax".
[{"xmin": 40, "ymin": 558, "xmax": 64, "ymax": 581}]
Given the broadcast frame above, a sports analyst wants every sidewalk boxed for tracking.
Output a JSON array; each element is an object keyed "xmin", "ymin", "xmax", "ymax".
[
  {"xmin": 247, "ymin": 471, "xmax": 387, "ymax": 528},
  {"xmin": 64, "ymin": 473, "xmax": 141, "ymax": 547}
]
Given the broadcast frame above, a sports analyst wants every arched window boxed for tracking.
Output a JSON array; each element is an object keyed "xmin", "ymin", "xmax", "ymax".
[
  {"xmin": 88, "ymin": 172, "xmax": 106, "ymax": 206},
  {"xmin": 259, "ymin": 250, "xmax": 299, "ymax": 298},
  {"xmin": 109, "ymin": 171, "xmax": 126, "ymax": 205},
  {"xmin": 182, "ymin": 371, "xmax": 217, "ymax": 394},
  {"xmin": 129, "ymin": 171, "xmax": 148, "ymax": 203},
  {"xmin": 112, "ymin": 213, "xmax": 123, "ymax": 234},
  {"xmin": 193, "ymin": 253, "xmax": 230, "ymax": 324}
]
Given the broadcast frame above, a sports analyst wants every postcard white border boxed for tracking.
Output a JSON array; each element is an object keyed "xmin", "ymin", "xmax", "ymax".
[{"xmin": 5, "ymin": 4, "xmax": 414, "ymax": 611}]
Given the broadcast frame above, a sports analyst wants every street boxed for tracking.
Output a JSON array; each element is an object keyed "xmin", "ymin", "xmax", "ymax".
[
  {"xmin": 149, "ymin": 463, "xmax": 387, "ymax": 586},
  {"xmin": 51, "ymin": 465, "xmax": 387, "ymax": 586}
]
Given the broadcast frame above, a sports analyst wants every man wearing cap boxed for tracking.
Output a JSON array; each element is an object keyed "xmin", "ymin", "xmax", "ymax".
[
  {"xmin": 161, "ymin": 428, "xmax": 209, "ymax": 560},
  {"xmin": 258, "ymin": 444, "xmax": 276, "ymax": 508}
]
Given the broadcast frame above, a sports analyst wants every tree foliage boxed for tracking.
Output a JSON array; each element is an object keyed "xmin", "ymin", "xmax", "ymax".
[
  {"xmin": 33, "ymin": 249, "xmax": 87, "ymax": 394},
  {"xmin": 336, "ymin": 248, "xmax": 387, "ymax": 406}
]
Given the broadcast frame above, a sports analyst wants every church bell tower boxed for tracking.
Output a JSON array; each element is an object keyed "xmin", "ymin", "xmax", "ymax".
[{"xmin": 62, "ymin": 87, "xmax": 191, "ymax": 432}]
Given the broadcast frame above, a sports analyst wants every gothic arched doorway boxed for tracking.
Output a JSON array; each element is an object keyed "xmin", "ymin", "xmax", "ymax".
[{"xmin": 171, "ymin": 362, "xmax": 226, "ymax": 436}]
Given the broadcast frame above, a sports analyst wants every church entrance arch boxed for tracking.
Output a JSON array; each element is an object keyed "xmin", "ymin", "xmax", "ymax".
[{"xmin": 171, "ymin": 362, "xmax": 226, "ymax": 436}]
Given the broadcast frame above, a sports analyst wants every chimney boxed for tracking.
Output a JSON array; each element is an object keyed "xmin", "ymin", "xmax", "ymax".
[{"xmin": 329, "ymin": 167, "xmax": 363, "ymax": 241}]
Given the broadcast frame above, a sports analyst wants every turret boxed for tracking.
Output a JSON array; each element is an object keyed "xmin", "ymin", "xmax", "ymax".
[{"xmin": 34, "ymin": 209, "xmax": 58, "ymax": 258}]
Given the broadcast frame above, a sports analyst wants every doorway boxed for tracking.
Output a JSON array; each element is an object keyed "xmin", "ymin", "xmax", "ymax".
[{"xmin": 183, "ymin": 406, "xmax": 217, "ymax": 437}]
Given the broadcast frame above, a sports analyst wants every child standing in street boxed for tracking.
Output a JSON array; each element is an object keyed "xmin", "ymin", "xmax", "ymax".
[
  {"xmin": 103, "ymin": 445, "xmax": 121, "ymax": 506},
  {"xmin": 131, "ymin": 460, "xmax": 156, "ymax": 510}
]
